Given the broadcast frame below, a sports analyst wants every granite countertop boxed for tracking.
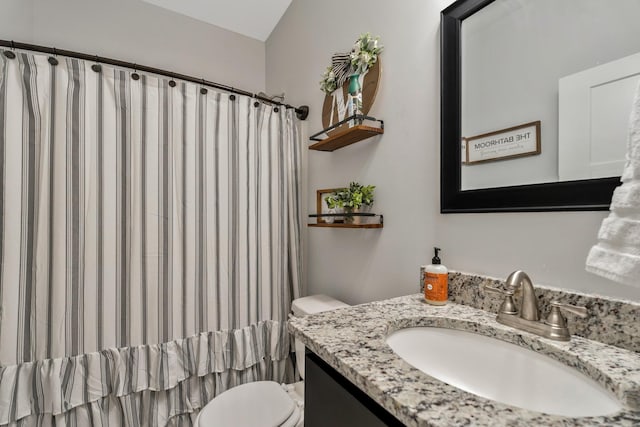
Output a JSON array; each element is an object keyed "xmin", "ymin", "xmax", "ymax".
[{"xmin": 289, "ymin": 294, "xmax": 640, "ymax": 426}]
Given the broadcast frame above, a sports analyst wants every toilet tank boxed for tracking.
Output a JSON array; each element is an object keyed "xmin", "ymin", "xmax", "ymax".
[
  {"xmin": 291, "ymin": 294, "xmax": 349, "ymax": 317},
  {"xmin": 291, "ymin": 295, "xmax": 349, "ymax": 380}
]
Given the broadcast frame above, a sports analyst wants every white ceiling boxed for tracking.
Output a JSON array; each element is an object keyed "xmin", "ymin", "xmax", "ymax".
[{"xmin": 142, "ymin": 0, "xmax": 293, "ymax": 42}]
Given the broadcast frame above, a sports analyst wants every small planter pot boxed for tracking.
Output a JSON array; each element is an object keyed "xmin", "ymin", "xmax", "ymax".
[
  {"xmin": 343, "ymin": 207, "xmax": 355, "ymax": 224},
  {"xmin": 325, "ymin": 208, "xmax": 335, "ymax": 224},
  {"xmin": 352, "ymin": 205, "xmax": 372, "ymax": 225}
]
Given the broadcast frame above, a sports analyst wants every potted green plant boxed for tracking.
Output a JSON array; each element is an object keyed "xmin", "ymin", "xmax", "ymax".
[{"xmin": 326, "ymin": 182, "xmax": 375, "ymax": 224}]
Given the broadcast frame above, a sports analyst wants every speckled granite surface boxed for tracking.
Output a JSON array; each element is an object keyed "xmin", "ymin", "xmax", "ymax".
[
  {"xmin": 431, "ymin": 271, "xmax": 640, "ymax": 353},
  {"xmin": 289, "ymin": 294, "xmax": 640, "ymax": 426}
]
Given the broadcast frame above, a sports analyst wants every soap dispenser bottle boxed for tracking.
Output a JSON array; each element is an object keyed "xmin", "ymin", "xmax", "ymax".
[{"xmin": 424, "ymin": 247, "xmax": 448, "ymax": 305}]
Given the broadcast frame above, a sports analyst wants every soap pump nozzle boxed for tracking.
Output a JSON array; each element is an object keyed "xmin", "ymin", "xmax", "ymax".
[{"xmin": 432, "ymin": 247, "xmax": 441, "ymax": 265}]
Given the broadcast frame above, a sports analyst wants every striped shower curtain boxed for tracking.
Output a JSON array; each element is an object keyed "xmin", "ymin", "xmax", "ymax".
[{"xmin": 0, "ymin": 51, "xmax": 303, "ymax": 426}]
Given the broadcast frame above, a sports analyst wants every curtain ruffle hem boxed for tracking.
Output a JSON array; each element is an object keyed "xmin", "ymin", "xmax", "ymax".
[{"xmin": 0, "ymin": 320, "xmax": 293, "ymax": 426}]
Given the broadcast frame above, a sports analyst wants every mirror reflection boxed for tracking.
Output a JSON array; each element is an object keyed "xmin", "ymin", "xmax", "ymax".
[{"xmin": 460, "ymin": 0, "xmax": 640, "ymax": 191}]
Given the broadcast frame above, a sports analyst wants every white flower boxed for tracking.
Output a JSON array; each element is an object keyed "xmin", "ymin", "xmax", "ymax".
[
  {"xmin": 319, "ymin": 65, "xmax": 338, "ymax": 95},
  {"xmin": 349, "ymin": 33, "xmax": 384, "ymax": 75}
]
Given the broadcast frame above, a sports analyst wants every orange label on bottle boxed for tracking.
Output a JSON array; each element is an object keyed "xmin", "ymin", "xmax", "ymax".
[{"xmin": 424, "ymin": 272, "xmax": 448, "ymax": 302}]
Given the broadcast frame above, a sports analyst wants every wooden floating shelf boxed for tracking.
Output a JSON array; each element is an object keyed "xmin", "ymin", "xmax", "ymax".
[
  {"xmin": 308, "ymin": 223, "xmax": 383, "ymax": 229},
  {"xmin": 308, "ymin": 213, "xmax": 383, "ymax": 228},
  {"xmin": 309, "ymin": 124, "xmax": 384, "ymax": 152}
]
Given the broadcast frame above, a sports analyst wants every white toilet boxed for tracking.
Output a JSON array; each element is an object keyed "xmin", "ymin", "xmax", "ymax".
[{"xmin": 195, "ymin": 294, "xmax": 349, "ymax": 427}]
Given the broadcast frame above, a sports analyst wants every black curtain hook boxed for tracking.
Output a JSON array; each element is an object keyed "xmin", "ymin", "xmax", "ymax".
[
  {"xmin": 131, "ymin": 64, "xmax": 140, "ymax": 81},
  {"xmin": 47, "ymin": 47, "xmax": 59, "ymax": 66},
  {"xmin": 10, "ymin": 40, "xmax": 15, "ymax": 50},
  {"xmin": 200, "ymin": 79, "xmax": 208, "ymax": 95},
  {"xmin": 4, "ymin": 41, "xmax": 16, "ymax": 59},
  {"xmin": 91, "ymin": 56, "xmax": 102, "ymax": 73}
]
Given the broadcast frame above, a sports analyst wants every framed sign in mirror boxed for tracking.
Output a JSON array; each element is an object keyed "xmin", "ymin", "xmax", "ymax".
[
  {"xmin": 463, "ymin": 121, "xmax": 541, "ymax": 166},
  {"xmin": 440, "ymin": 0, "xmax": 629, "ymax": 213}
]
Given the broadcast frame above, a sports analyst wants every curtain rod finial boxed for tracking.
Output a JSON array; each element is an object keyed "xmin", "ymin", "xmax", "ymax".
[{"xmin": 296, "ymin": 105, "xmax": 309, "ymax": 121}]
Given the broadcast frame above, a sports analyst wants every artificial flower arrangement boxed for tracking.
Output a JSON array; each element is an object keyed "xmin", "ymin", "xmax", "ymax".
[
  {"xmin": 320, "ymin": 66, "xmax": 338, "ymax": 94},
  {"xmin": 319, "ymin": 33, "xmax": 383, "ymax": 95},
  {"xmin": 350, "ymin": 33, "xmax": 384, "ymax": 75}
]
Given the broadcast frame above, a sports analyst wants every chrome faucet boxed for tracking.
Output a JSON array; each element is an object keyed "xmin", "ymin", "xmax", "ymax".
[
  {"xmin": 504, "ymin": 270, "xmax": 539, "ymax": 321},
  {"xmin": 485, "ymin": 271, "xmax": 587, "ymax": 341}
]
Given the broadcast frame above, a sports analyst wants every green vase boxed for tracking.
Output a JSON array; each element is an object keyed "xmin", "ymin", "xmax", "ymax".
[
  {"xmin": 347, "ymin": 74, "xmax": 363, "ymax": 127},
  {"xmin": 348, "ymin": 74, "xmax": 361, "ymax": 95}
]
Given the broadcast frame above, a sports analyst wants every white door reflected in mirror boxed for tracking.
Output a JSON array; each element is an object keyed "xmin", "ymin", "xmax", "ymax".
[{"xmin": 559, "ymin": 52, "xmax": 640, "ymax": 181}]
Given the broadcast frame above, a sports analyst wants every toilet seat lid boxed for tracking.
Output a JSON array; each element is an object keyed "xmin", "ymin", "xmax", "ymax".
[{"xmin": 197, "ymin": 381, "xmax": 296, "ymax": 427}]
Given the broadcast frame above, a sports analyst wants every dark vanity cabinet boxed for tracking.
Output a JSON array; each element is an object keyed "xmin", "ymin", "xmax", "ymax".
[{"xmin": 304, "ymin": 351, "xmax": 405, "ymax": 427}]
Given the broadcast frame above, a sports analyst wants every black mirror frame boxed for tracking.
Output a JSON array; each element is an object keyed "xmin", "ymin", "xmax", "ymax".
[{"xmin": 440, "ymin": 0, "xmax": 620, "ymax": 213}]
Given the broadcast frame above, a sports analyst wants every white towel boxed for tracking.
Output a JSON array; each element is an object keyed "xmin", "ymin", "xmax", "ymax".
[{"xmin": 586, "ymin": 81, "xmax": 640, "ymax": 287}]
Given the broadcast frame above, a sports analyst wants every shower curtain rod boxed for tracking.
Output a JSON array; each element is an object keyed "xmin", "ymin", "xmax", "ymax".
[{"xmin": 0, "ymin": 39, "xmax": 310, "ymax": 120}]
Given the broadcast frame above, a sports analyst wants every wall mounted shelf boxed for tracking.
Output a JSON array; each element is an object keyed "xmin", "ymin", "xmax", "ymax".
[
  {"xmin": 308, "ymin": 213, "xmax": 384, "ymax": 229},
  {"xmin": 309, "ymin": 115, "xmax": 384, "ymax": 152},
  {"xmin": 308, "ymin": 223, "xmax": 383, "ymax": 229}
]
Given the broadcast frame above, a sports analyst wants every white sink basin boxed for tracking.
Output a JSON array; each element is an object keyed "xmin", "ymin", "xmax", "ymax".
[{"xmin": 386, "ymin": 326, "xmax": 622, "ymax": 417}]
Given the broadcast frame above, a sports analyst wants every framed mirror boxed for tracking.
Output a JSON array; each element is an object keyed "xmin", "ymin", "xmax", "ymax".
[{"xmin": 440, "ymin": 0, "xmax": 639, "ymax": 212}]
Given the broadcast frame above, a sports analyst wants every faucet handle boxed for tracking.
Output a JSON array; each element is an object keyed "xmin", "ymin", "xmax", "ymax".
[
  {"xmin": 549, "ymin": 301, "xmax": 588, "ymax": 318},
  {"xmin": 484, "ymin": 285, "xmax": 518, "ymax": 315},
  {"xmin": 545, "ymin": 301, "xmax": 588, "ymax": 334},
  {"xmin": 484, "ymin": 284, "xmax": 514, "ymax": 296}
]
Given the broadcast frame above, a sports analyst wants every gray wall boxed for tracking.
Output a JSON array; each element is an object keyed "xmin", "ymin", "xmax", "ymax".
[
  {"xmin": 267, "ymin": 0, "xmax": 448, "ymax": 304},
  {"xmin": 1, "ymin": 0, "xmax": 34, "ymax": 41},
  {"xmin": 266, "ymin": 0, "xmax": 640, "ymax": 302},
  {"xmin": 1, "ymin": 0, "xmax": 265, "ymax": 91}
]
